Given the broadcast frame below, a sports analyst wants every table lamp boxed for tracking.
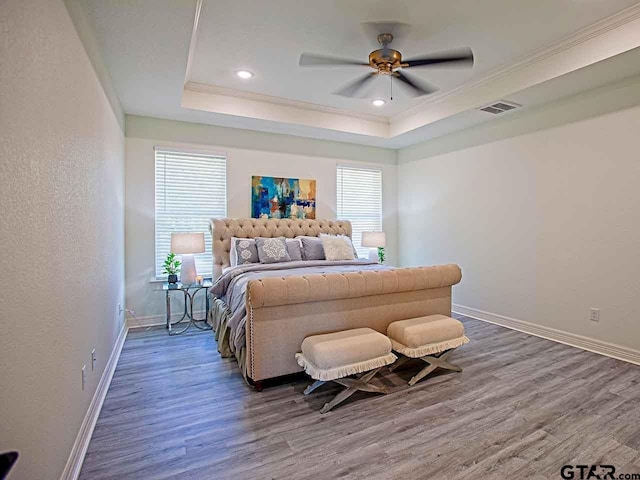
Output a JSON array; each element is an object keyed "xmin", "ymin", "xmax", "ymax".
[
  {"xmin": 171, "ymin": 233, "xmax": 205, "ymax": 285},
  {"xmin": 361, "ymin": 231, "xmax": 386, "ymax": 263}
]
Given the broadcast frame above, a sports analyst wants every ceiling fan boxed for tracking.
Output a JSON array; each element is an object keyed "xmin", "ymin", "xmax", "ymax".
[{"xmin": 299, "ymin": 22, "xmax": 474, "ymax": 99}]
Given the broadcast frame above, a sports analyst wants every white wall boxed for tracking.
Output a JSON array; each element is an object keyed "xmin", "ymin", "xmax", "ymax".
[
  {"xmin": 125, "ymin": 115, "xmax": 397, "ymax": 322},
  {"xmin": 397, "ymin": 78, "xmax": 640, "ymax": 352},
  {"xmin": 0, "ymin": 1, "xmax": 125, "ymax": 479}
]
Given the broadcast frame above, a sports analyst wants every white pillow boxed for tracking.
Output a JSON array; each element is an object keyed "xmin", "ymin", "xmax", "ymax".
[
  {"xmin": 320, "ymin": 233, "xmax": 358, "ymax": 258},
  {"xmin": 320, "ymin": 235, "xmax": 355, "ymax": 261}
]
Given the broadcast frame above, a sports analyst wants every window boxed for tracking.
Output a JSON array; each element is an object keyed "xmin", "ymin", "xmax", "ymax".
[
  {"xmin": 336, "ymin": 165, "xmax": 382, "ymax": 258},
  {"xmin": 155, "ymin": 148, "xmax": 226, "ymax": 279}
]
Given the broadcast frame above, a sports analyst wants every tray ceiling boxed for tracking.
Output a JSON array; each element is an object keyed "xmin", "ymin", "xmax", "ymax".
[{"xmin": 82, "ymin": 0, "xmax": 640, "ymax": 148}]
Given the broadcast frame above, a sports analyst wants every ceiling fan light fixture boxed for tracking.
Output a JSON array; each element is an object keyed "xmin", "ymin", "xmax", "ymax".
[
  {"xmin": 372, "ymin": 99, "xmax": 386, "ymax": 106},
  {"xmin": 235, "ymin": 70, "xmax": 254, "ymax": 79}
]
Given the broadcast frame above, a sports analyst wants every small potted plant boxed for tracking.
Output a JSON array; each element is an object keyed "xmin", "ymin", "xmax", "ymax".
[{"xmin": 163, "ymin": 253, "xmax": 181, "ymax": 284}]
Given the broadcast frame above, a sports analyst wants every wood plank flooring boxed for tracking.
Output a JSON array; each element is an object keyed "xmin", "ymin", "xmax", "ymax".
[{"xmin": 79, "ymin": 315, "xmax": 640, "ymax": 480}]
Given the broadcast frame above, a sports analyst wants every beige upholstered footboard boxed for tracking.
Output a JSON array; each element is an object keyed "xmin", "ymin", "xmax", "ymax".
[{"xmin": 245, "ymin": 264, "xmax": 462, "ymax": 382}]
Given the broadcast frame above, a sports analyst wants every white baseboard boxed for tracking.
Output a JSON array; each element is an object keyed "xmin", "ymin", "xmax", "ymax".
[
  {"xmin": 126, "ymin": 313, "xmax": 166, "ymax": 328},
  {"xmin": 126, "ymin": 310, "xmax": 206, "ymax": 329},
  {"xmin": 60, "ymin": 323, "xmax": 128, "ymax": 480},
  {"xmin": 452, "ymin": 304, "xmax": 640, "ymax": 366}
]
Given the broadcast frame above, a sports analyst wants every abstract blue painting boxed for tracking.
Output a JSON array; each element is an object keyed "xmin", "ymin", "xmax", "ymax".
[{"xmin": 251, "ymin": 176, "xmax": 316, "ymax": 219}]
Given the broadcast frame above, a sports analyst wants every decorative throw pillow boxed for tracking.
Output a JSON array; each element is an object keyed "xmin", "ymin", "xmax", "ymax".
[
  {"xmin": 321, "ymin": 233, "xmax": 358, "ymax": 258},
  {"xmin": 285, "ymin": 238, "xmax": 303, "ymax": 261},
  {"xmin": 320, "ymin": 235, "xmax": 356, "ymax": 261},
  {"xmin": 234, "ymin": 238, "xmax": 259, "ymax": 265},
  {"xmin": 256, "ymin": 237, "xmax": 291, "ymax": 264},
  {"xmin": 229, "ymin": 237, "xmax": 239, "ymax": 267},
  {"xmin": 299, "ymin": 236, "xmax": 325, "ymax": 260}
]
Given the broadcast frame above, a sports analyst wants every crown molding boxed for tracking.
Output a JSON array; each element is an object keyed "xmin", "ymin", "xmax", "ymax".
[
  {"xmin": 183, "ymin": 0, "xmax": 203, "ymax": 85},
  {"xmin": 184, "ymin": 82, "xmax": 389, "ymax": 125},
  {"xmin": 391, "ymin": 3, "xmax": 640, "ymax": 123}
]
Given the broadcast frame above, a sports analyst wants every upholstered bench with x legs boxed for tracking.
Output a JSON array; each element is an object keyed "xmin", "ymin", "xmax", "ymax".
[
  {"xmin": 295, "ymin": 328, "xmax": 397, "ymax": 413},
  {"xmin": 387, "ymin": 315, "xmax": 469, "ymax": 386}
]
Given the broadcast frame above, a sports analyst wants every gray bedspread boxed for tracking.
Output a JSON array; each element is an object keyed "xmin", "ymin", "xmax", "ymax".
[{"xmin": 210, "ymin": 260, "xmax": 393, "ymax": 353}]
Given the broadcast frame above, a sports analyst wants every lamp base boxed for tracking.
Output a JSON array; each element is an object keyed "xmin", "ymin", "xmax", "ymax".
[
  {"xmin": 368, "ymin": 248, "xmax": 378, "ymax": 263},
  {"xmin": 180, "ymin": 254, "xmax": 197, "ymax": 285}
]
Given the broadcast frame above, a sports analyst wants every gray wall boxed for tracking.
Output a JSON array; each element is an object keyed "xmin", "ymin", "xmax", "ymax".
[
  {"xmin": 397, "ymin": 76, "xmax": 640, "ymax": 352},
  {"xmin": 125, "ymin": 115, "xmax": 398, "ymax": 323},
  {"xmin": 0, "ymin": 1, "xmax": 125, "ymax": 478}
]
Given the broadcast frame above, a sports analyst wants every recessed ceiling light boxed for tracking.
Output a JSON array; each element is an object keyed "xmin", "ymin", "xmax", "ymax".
[
  {"xmin": 372, "ymin": 99, "xmax": 385, "ymax": 107},
  {"xmin": 235, "ymin": 70, "xmax": 254, "ymax": 79}
]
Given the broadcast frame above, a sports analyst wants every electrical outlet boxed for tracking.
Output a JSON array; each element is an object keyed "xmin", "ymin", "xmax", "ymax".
[
  {"xmin": 91, "ymin": 349, "xmax": 97, "ymax": 371},
  {"xmin": 590, "ymin": 308, "xmax": 600, "ymax": 323},
  {"xmin": 82, "ymin": 365, "xmax": 86, "ymax": 390}
]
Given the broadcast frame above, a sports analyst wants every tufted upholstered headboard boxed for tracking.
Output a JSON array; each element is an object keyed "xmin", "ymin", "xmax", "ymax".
[{"xmin": 210, "ymin": 218, "xmax": 352, "ymax": 280}]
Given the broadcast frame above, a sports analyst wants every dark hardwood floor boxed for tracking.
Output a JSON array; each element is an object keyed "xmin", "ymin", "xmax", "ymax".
[{"xmin": 79, "ymin": 315, "xmax": 640, "ymax": 480}]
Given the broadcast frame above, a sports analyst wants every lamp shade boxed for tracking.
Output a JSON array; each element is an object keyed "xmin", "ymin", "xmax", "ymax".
[
  {"xmin": 170, "ymin": 233, "xmax": 205, "ymax": 254},
  {"xmin": 361, "ymin": 231, "xmax": 386, "ymax": 248}
]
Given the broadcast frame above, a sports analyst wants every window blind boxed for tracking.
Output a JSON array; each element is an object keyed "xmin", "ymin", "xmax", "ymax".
[
  {"xmin": 336, "ymin": 165, "xmax": 382, "ymax": 258},
  {"xmin": 155, "ymin": 148, "xmax": 227, "ymax": 279}
]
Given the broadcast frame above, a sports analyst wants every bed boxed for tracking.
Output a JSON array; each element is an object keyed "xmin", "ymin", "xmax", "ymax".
[{"xmin": 208, "ymin": 218, "xmax": 462, "ymax": 389}]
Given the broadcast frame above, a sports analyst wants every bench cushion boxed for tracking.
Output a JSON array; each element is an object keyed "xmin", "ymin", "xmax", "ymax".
[
  {"xmin": 387, "ymin": 315, "xmax": 469, "ymax": 358},
  {"xmin": 295, "ymin": 328, "xmax": 396, "ymax": 381}
]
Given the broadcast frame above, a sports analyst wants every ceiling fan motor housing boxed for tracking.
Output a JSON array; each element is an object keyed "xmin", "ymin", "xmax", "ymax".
[{"xmin": 369, "ymin": 48, "xmax": 403, "ymax": 74}]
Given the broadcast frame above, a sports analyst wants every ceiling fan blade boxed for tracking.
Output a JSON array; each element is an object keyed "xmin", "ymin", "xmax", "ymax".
[
  {"xmin": 361, "ymin": 21, "xmax": 410, "ymax": 47},
  {"xmin": 299, "ymin": 53, "xmax": 368, "ymax": 67},
  {"xmin": 394, "ymin": 71, "xmax": 438, "ymax": 97},
  {"xmin": 404, "ymin": 48, "xmax": 474, "ymax": 68},
  {"xmin": 333, "ymin": 72, "xmax": 378, "ymax": 98}
]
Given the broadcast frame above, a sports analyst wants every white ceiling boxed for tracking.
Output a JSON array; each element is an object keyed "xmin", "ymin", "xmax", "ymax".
[
  {"xmin": 190, "ymin": 0, "xmax": 639, "ymax": 117},
  {"xmin": 82, "ymin": 0, "xmax": 640, "ymax": 148}
]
